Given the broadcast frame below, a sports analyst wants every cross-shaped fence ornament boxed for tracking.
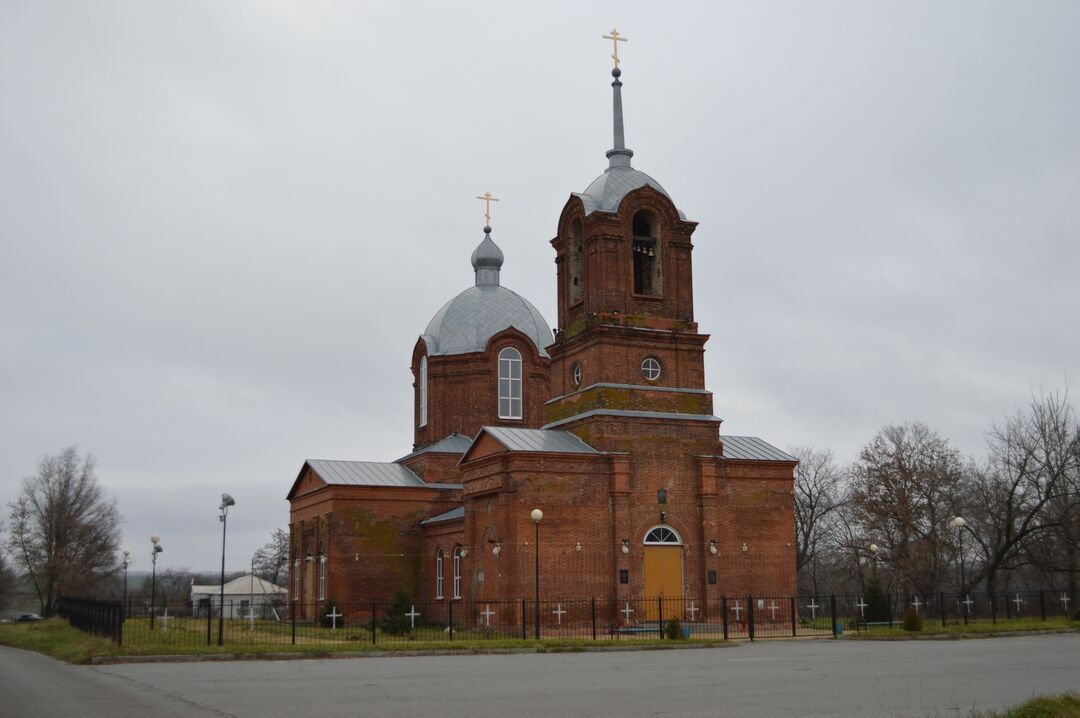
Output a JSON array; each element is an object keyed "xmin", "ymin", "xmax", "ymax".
[
  {"xmin": 806, "ymin": 599, "xmax": 820, "ymax": 619},
  {"xmin": 159, "ymin": 607, "xmax": 170, "ymax": 630},
  {"xmin": 621, "ymin": 602, "xmax": 634, "ymax": 622},
  {"xmin": 327, "ymin": 607, "xmax": 343, "ymax": 630},
  {"xmin": 475, "ymin": 192, "xmax": 500, "ymax": 227},
  {"xmin": 602, "ymin": 28, "xmax": 628, "ymax": 68},
  {"xmin": 244, "ymin": 605, "xmax": 258, "ymax": 630},
  {"xmin": 552, "ymin": 603, "xmax": 567, "ymax": 625},
  {"xmin": 962, "ymin": 595, "xmax": 975, "ymax": 611},
  {"xmin": 406, "ymin": 605, "xmax": 421, "ymax": 629},
  {"xmin": 686, "ymin": 602, "xmax": 699, "ymax": 621},
  {"xmin": 767, "ymin": 600, "xmax": 779, "ymax": 621},
  {"xmin": 731, "ymin": 601, "xmax": 744, "ymax": 621},
  {"xmin": 856, "ymin": 598, "xmax": 868, "ymax": 618},
  {"xmin": 1061, "ymin": 593, "xmax": 1072, "ymax": 610},
  {"xmin": 910, "ymin": 596, "xmax": 922, "ymax": 615},
  {"xmin": 480, "ymin": 604, "xmax": 495, "ymax": 627},
  {"xmin": 1013, "ymin": 594, "xmax": 1025, "ymax": 613}
]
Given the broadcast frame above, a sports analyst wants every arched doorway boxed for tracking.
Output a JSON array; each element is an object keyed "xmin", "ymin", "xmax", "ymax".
[{"xmin": 643, "ymin": 526, "xmax": 683, "ymax": 620}]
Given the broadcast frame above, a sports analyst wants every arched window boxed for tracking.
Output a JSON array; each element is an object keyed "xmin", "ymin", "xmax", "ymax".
[
  {"xmin": 435, "ymin": 548, "xmax": 444, "ymax": 599},
  {"xmin": 498, "ymin": 347, "xmax": 522, "ymax": 419},
  {"xmin": 418, "ymin": 356, "xmax": 428, "ymax": 427},
  {"xmin": 632, "ymin": 210, "xmax": 662, "ymax": 296},
  {"xmin": 452, "ymin": 545, "xmax": 463, "ymax": 599},
  {"xmin": 568, "ymin": 217, "xmax": 584, "ymax": 305},
  {"xmin": 293, "ymin": 559, "xmax": 300, "ymax": 601},
  {"xmin": 644, "ymin": 526, "xmax": 682, "ymax": 545},
  {"xmin": 318, "ymin": 554, "xmax": 327, "ymax": 600}
]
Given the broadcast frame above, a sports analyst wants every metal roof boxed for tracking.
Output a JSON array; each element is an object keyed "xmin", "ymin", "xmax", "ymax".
[
  {"xmin": 191, "ymin": 575, "xmax": 286, "ymax": 596},
  {"xmin": 480, "ymin": 426, "xmax": 600, "ymax": 454},
  {"xmin": 575, "ymin": 166, "xmax": 674, "ymax": 216},
  {"xmin": 420, "ymin": 506, "xmax": 465, "ymax": 526},
  {"xmin": 397, "ymin": 433, "xmax": 473, "ymax": 462},
  {"xmin": 544, "ymin": 409, "xmax": 721, "ymax": 429},
  {"xmin": 307, "ymin": 460, "xmax": 430, "ymax": 488},
  {"xmin": 422, "ymin": 286, "xmax": 553, "ymax": 358},
  {"xmin": 721, "ymin": 436, "xmax": 797, "ymax": 462}
]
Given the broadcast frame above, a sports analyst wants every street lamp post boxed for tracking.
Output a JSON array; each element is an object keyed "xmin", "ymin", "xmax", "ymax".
[
  {"xmin": 218, "ymin": 493, "xmax": 235, "ymax": 646},
  {"xmin": 953, "ymin": 516, "xmax": 968, "ymax": 624},
  {"xmin": 531, "ymin": 508, "xmax": 543, "ymax": 640},
  {"xmin": 870, "ymin": 543, "xmax": 879, "ymax": 579},
  {"xmin": 121, "ymin": 549, "xmax": 130, "ymax": 615},
  {"xmin": 149, "ymin": 536, "xmax": 162, "ymax": 629}
]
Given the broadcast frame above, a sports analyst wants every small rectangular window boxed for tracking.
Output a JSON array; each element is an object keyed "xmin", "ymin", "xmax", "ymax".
[
  {"xmin": 619, "ymin": 569, "xmax": 629, "ymax": 584},
  {"xmin": 707, "ymin": 570, "xmax": 717, "ymax": 585}
]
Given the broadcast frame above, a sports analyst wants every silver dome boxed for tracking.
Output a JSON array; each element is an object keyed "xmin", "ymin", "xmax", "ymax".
[
  {"xmin": 421, "ymin": 227, "xmax": 553, "ymax": 358},
  {"xmin": 574, "ymin": 165, "xmax": 686, "ymax": 219},
  {"xmin": 422, "ymin": 285, "xmax": 553, "ymax": 358}
]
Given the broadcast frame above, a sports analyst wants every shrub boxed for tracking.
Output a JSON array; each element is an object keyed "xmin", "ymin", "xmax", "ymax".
[
  {"xmin": 380, "ymin": 588, "xmax": 414, "ymax": 635},
  {"xmin": 863, "ymin": 575, "xmax": 891, "ymax": 623},
  {"xmin": 664, "ymin": 619, "xmax": 685, "ymax": 640},
  {"xmin": 902, "ymin": 606, "xmax": 923, "ymax": 632}
]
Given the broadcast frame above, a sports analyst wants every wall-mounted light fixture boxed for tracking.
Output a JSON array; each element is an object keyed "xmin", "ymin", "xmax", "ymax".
[
  {"xmin": 741, "ymin": 542, "xmax": 748, "ymax": 553},
  {"xmin": 621, "ymin": 538, "xmax": 630, "ymax": 554},
  {"xmin": 660, "ymin": 511, "xmax": 667, "ymax": 524},
  {"xmin": 575, "ymin": 541, "xmax": 582, "ymax": 552},
  {"xmin": 492, "ymin": 542, "xmax": 501, "ymax": 556},
  {"xmin": 459, "ymin": 546, "xmax": 468, "ymax": 558},
  {"xmin": 709, "ymin": 539, "xmax": 719, "ymax": 555}
]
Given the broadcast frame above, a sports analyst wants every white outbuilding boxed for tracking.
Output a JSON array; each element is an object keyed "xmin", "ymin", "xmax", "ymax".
[{"xmin": 191, "ymin": 575, "xmax": 287, "ymax": 619}]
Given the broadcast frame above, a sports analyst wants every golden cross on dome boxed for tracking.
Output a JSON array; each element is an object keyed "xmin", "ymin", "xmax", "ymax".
[
  {"xmin": 603, "ymin": 28, "xmax": 628, "ymax": 68},
  {"xmin": 476, "ymin": 192, "xmax": 500, "ymax": 226}
]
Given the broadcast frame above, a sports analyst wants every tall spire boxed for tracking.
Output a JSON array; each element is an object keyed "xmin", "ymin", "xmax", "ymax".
[{"xmin": 603, "ymin": 28, "xmax": 633, "ymax": 169}]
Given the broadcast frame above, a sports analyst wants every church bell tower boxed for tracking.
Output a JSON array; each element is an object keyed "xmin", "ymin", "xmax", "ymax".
[{"xmin": 545, "ymin": 34, "xmax": 717, "ymax": 443}]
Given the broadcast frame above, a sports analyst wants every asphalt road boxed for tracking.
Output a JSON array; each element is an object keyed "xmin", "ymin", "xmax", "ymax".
[{"xmin": 2, "ymin": 635, "xmax": 1078, "ymax": 717}]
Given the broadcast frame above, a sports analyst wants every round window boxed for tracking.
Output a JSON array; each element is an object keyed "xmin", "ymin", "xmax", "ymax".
[
  {"xmin": 641, "ymin": 357, "xmax": 661, "ymax": 381},
  {"xmin": 571, "ymin": 362, "xmax": 582, "ymax": 387}
]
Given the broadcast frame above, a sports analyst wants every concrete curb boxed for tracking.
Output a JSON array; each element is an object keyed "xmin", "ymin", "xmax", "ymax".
[
  {"xmin": 844, "ymin": 627, "xmax": 1080, "ymax": 641},
  {"xmin": 90, "ymin": 641, "xmax": 736, "ymax": 665}
]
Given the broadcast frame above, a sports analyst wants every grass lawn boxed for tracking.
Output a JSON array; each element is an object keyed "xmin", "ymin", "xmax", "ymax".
[
  {"xmin": 985, "ymin": 693, "xmax": 1080, "ymax": 717},
  {"xmin": 0, "ymin": 619, "xmax": 119, "ymax": 664},
  {"xmin": 848, "ymin": 617, "xmax": 1080, "ymax": 638},
  {"xmin": 0, "ymin": 618, "xmax": 725, "ymax": 664}
]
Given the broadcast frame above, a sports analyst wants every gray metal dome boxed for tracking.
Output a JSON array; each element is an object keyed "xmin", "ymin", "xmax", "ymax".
[
  {"xmin": 421, "ymin": 228, "xmax": 553, "ymax": 358},
  {"xmin": 574, "ymin": 165, "xmax": 672, "ymax": 216}
]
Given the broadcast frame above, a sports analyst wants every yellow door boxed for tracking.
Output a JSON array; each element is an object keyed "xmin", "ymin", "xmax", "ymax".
[{"xmin": 643, "ymin": 546, "xmax": 683, "ymax": 620}]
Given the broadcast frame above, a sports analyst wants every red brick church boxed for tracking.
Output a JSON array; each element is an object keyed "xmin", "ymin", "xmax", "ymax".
[{"xmin": 286, "ymin": 43, "xmax": 797, "ymax": 621}]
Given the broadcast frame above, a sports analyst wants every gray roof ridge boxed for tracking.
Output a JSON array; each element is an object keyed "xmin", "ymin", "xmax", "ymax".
[
  {"xmin": 543, "ymin": 408, "xmax": 722, "ymax": 430},
  {"xmin": 420, "ymin": 506, "xmax": 466, "ymax": 526}
]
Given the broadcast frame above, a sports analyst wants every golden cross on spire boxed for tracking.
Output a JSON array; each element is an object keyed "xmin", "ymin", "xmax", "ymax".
[
  {"xmin": 603, "ymin": 28, "xmax": 628, "ymax": 68},
  {"xmin": 476, "ymin": 191, "xmax": 500, "ymax": 227}
]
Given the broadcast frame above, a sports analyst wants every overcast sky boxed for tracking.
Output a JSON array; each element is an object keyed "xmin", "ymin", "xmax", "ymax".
[{"xmin": 2, "ymin": 1, "xmax": 1078, "ymax": 572}]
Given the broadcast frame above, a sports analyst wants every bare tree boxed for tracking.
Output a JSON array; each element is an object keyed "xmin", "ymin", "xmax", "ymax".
[
  {"xmin": 0, "ymin": 523, "xmax": 16, "ymax": 610},
  {"xmin": 252, "ymin": 528, "xmax": 290, "ymax": 586},
  {"xmin": 961, "ymin": 390, "xmax": 1080, "ymax": 595},
  {"xmin": 790, "ymin": 445, "xmax": 845, "ymax": 594},
  {"xmin": 849, "ymin": 422, "xmax": 964, "ymax": 598},
  {"xmin": 6, "ymin": 446, "xmax": 121, "ymax": 616}
]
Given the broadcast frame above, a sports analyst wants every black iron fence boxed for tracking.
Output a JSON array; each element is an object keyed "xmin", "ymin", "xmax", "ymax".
[
  {"xmin": 57, "ymin": 596, "xmax": 123, "ymax": 644},
  {"xmin": 57, "ymin": 589, "xmax": 1077, "ymax": 648}
]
